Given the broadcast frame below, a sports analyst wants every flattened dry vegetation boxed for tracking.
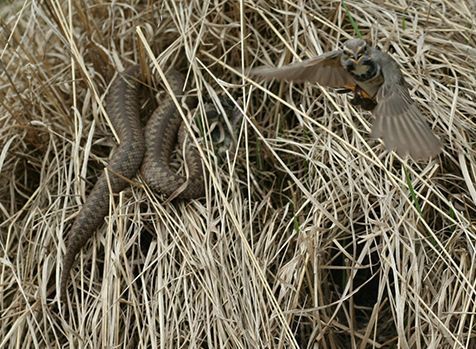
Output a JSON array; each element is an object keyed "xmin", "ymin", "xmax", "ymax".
[{"xmin": 1, "ymin": 1, "xmax": 475, "ymax": 348}]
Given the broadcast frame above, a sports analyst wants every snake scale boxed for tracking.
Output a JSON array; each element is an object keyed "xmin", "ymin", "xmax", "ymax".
[{"xmin": 60, "ymin": 65, "xmax": 204, "ymax": 302}]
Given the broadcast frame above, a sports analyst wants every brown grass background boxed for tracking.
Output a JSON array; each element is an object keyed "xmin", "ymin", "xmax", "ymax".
[{"xmin": 1, "ymin": 0, "xmax": 476, "ymax": 348}]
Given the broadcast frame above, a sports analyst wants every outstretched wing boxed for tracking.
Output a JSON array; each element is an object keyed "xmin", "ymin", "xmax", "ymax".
[
  {"xmin": 371, "ymin": 83, "xmax": 442, "ymax": 160},
  {"xmin": 250, "ymin": 50, "xmax": 356, "ymax": 89}
]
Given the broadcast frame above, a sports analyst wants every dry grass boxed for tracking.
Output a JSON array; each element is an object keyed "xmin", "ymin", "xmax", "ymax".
[{"xmin": 1, "ymin": 0, "xmax": 476, "ymax": 348}]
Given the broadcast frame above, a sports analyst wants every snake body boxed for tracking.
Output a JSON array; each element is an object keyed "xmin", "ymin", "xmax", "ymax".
[
  {"xmin": 60, "ymin": 65, "xmax": 203, "ymax": 302},
  {"xmin": 140, "ymin": 71, "xmax": 204, "ymax": 199}
]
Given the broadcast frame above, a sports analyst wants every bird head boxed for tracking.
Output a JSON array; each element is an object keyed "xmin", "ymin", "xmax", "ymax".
[
  {"xmin": 341, "ymin": 39, "xmax": 375, "ymax": 77},
  {"xmin": 340, "ymin": 39, "xmax": 372, "ymax": 71},
  {"xmin": 342, "ymin": 39, "xmax": 369, "ymax": 60}
]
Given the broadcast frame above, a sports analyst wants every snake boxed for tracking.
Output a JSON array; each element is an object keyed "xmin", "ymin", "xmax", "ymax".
[{"xmin": 60, "ymin": 65, "xmax": 205, "ymax": 302}]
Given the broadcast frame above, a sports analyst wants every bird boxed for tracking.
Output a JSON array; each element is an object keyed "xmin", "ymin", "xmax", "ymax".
[{"xmin": 250, "ymin": 38, "xmax": 442, "ymax": 160}]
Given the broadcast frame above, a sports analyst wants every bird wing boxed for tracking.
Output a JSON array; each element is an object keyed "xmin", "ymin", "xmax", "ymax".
[
  {"xmin": 371, "ymin": 82, "xmax": 442, "ymax": 160},
  {"xmin": 250, "ymin": 50, "xmax": 356, "ymax": 89}
]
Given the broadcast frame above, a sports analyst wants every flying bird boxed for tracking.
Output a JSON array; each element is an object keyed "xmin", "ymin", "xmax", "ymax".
[{"xmin": 251, "ymin": 38, "xmax": 442, "ymax": 160}]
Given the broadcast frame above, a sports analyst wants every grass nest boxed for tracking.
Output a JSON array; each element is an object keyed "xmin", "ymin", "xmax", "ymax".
[{"xmin": 1, "ymin": 0, "xmax": 475, "ymax": 348}]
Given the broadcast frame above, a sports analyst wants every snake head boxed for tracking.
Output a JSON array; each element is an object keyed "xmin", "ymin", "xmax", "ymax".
[{"xmin": 202, "ymin": 98, "xmax": 242, "ymax": 159}]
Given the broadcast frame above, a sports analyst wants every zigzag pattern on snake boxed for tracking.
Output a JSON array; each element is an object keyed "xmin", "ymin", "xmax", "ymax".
[{"xmin": 60, "ymin": 65, "xmax": 204, "ymax": 302}]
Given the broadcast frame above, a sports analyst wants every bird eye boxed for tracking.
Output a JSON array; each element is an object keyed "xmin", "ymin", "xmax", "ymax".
[{"xmin": 342, "ymin": 48, "xmax": 353, "ymax": 57}]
